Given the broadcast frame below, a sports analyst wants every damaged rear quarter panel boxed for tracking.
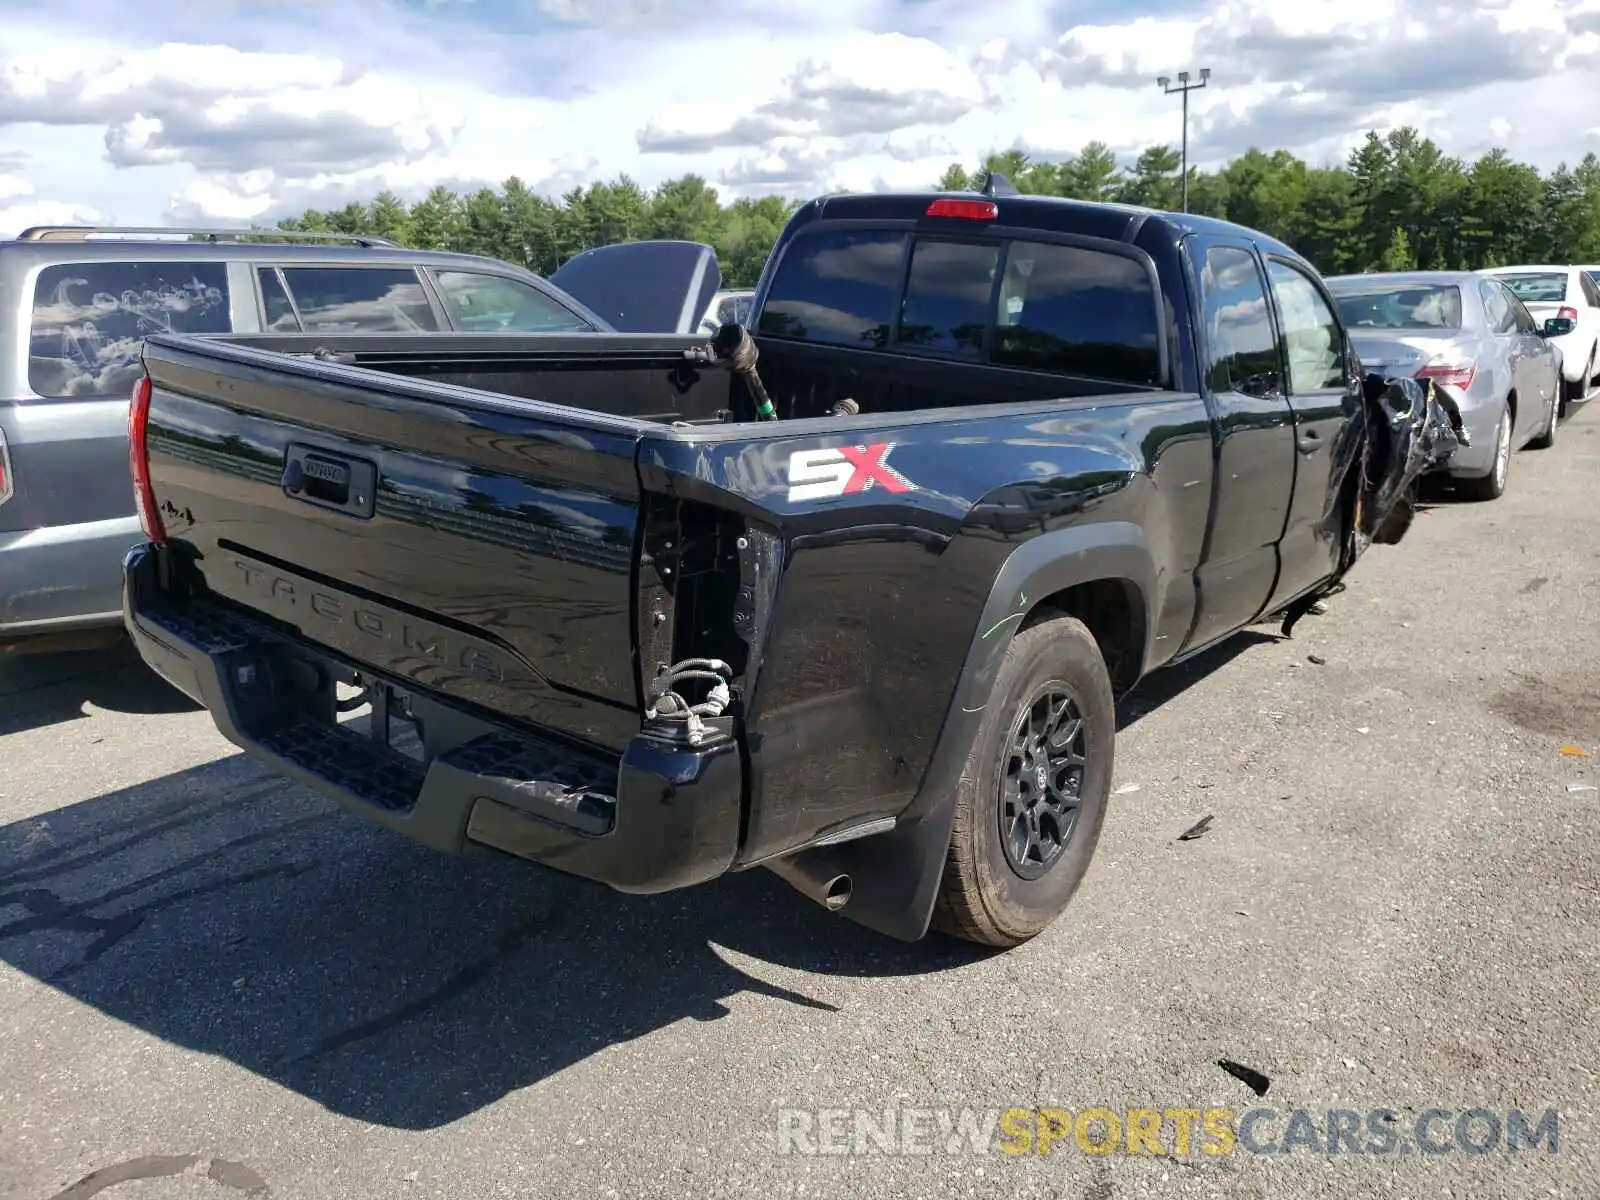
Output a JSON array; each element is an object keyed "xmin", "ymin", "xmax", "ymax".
[{"xmin": 639, "ymin": 389, "xmax": 1214, "ymax": 866}]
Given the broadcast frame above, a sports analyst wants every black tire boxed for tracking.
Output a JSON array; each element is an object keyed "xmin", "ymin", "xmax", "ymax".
[
  {"xmin": 931, "ymin": 613, "xmax": 1115, "ymax": 948},
  {"xmin": 1564, "ymin": 349, "xmax": 1592, "ymax": 406},
  {"xmin": 1529, "ymin": 390, "xmax": 1558, "ymax": 450},
  {"xmin": 1458, "ymin": 405, "xmax": 1511, "ymax": 501}
]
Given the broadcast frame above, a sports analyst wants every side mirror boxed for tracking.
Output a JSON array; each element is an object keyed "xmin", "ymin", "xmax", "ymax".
[{"xmin": 1543, "ymin": 317, "xmax": 1575, "ymax": 337}]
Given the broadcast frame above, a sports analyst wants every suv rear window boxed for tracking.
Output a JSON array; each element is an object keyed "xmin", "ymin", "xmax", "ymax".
[
  {"xmin": 29, "ymin": 261, "xmax": 232, "ymax": 398},
  {"xmin": 758, "ymin": 227, "xmax": 1160, "ymax": 384},
  {"xmin": 277, "ymin": 266, "xmax": 439, "ymax": 333}
]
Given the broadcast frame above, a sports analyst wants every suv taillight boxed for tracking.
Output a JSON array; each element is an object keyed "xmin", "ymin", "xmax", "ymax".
[
  {"xmin": 1557, "ymin": 306, "xmax": 1579, "ymax": 322},
  {"xmin": 128, "ymin": 375, "xmax": 166, "ymax": 543},
  {"xmin": 0, "ymin": 426, "xmax": 12, "ymax": 507}
]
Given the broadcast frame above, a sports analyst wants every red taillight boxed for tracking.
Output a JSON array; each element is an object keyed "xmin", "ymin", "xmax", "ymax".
[
  {"xmin": 128, "ymin": 374, "xmax": 166, "ymax": 543},
  {"xmin": 0, "ymin": 426, "xmax": 12, "ymax": 507},
  {"xmin": 1416, "ymin": 360, "xmax": 1476, "ymax": 391},
  {"xmin": 926, "ymin": 198, "xmax": 998, "ymax": 220},
  {"xmin": 1557, "ymin": 306, "xmax": 1579, "ymax": 322}
]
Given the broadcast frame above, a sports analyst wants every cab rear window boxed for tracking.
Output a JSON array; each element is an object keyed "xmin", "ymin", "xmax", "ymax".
[
  {"xmin": 756, "ymin": 228, "xmax": 904, "ymax": 349},
  {"xmin": 29, "ymin": 261, "xmax": 232, "ymax": 398},
  {"xmin": 757, "ymin": 226, "xmax": 1160, "ymax": 385}
]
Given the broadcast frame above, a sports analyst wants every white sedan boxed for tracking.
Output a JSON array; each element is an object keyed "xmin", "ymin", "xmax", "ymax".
[{"xmin": 1478, "ymin": 264, "xmax": 1600, "ymax": 412}]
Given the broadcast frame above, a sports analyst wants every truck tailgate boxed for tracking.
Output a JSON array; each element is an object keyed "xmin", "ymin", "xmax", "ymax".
[{"xmin": 141, "ymin": 337, "xmax": 656, "ymax": 752}]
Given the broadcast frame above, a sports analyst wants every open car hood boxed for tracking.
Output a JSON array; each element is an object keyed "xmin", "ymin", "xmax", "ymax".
[{"xmin": 548, "ymin": 240, "xmax": 722, "ymax": 335}]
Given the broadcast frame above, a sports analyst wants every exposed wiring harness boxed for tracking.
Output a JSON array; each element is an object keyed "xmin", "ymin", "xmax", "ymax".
[{"xmin": 646, "ymin": 657, "xmax": 733, "ymax": 745}]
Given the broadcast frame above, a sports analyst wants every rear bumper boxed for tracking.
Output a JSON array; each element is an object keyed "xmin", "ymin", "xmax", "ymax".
[
  {"xmin": 122, "ymin": 543, "xmax": 744, "ymax": 893},
  {"xmin": 0, "ymin": 514, "xmax": 141, "ymax": 639},
  {"xmin": 1551, "ymin": 333, "xmax": 1592, "ymax": 382},
  {"xmin": 1438, "ymin": 396, "xmax": 1502, "ymax": 477}
]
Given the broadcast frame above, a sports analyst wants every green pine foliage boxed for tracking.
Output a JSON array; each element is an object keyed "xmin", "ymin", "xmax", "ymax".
[{"xmin": 264, "ymin": 128, "xmax": 1600, "ymax": 284}]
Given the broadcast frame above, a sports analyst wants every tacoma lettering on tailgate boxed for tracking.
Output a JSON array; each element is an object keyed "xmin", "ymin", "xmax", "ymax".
[{"xmin": 229, "ymin": 559, "xmax": 511, "ymax": 684}]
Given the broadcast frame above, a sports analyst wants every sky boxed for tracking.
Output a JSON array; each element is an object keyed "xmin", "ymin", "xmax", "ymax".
[{"xmin": 2, "ymin": 0, "xmax": 1600, "ymax": 236}]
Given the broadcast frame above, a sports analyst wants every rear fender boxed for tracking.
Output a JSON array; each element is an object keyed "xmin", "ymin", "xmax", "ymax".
[{"xmin": 801, "ymin": 521, "xmax": 1158, "ymax": 942}]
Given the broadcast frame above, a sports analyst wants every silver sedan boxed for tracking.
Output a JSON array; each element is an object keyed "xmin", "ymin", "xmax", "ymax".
[{"xmin": 1325, "ymin": 270, "xmax": 1563, "ymax": 501}]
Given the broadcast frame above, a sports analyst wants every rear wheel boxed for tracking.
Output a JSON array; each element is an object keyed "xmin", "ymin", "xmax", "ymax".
[
  {"xmin": 931, "ymin": 613, "xmax": 1115, "ymax": 947},
  {"xmin": 1529, "ymin": 387, "xmax": 1559, "ymax": 450},
  {"xmin": 1564, "ymin": 348, "xmax": 1593, "ymax": 407},
  {"xmin": 1459, "ymin": 405, "xmax": 1512, "ymax": 501}
]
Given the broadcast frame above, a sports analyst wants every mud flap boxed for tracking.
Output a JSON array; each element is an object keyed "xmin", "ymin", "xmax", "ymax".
[{"xmin": 1281, "ymin": 374, "xmax": 1466, "ymax": 637}]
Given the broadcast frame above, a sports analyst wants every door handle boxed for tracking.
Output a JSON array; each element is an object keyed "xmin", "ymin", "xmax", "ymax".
[
  {"xmin": 282, "ymin": 443, "xmax": 378, "ymax": 519},
  {"xmin": 1296, "ymin": 429, "xmax": 1322, "ymax": 455}
]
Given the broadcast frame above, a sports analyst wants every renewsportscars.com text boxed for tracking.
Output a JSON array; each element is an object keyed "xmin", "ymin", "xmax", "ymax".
[{"xmin": 776, "ymin": 1105, "xmax": 1560, "ymax": 1158}]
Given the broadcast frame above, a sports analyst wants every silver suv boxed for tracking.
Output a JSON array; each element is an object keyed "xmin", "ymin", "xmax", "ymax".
[{"xmin": 0, "ymin": 225, "xmax": 613, "ymax": 654}]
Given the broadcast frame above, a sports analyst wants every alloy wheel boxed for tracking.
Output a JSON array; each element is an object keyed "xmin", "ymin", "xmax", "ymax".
[
  {"xmin": 999, "ymin": 684, "xmax": 1087, "ymax": 880},
  {"xmin": 1493, "ymin": 410, "xmax": 1511, "ymax": 492}
]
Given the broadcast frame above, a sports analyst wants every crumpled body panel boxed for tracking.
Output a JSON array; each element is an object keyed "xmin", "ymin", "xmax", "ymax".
[{"xmin": 1282, "ymin": 373, "xmax": 1465, "ymax": 636}]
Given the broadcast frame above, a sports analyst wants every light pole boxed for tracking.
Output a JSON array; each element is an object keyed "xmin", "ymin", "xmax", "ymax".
[{"xmin": 1157, "ymin": 68, "xmax": 1209, "ymax": 212}]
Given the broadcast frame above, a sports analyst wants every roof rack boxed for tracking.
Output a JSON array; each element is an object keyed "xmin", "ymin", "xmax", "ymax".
[{"xmin": 13, "ymin": 225, "xmax": 401, "ymax": 248}]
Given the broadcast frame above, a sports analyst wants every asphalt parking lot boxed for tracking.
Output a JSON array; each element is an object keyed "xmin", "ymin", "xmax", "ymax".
[{"xmin": 3, "ymin": 407, "xmax": 1598, "ymax": 1200}]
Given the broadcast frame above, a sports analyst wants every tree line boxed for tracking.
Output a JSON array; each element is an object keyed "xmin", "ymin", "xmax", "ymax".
[{"xmin": 270, "ymin": 127, "xmax": 1600, "ymax": 286}]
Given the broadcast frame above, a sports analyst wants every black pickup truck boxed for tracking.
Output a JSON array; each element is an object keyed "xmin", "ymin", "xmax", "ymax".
[{"xmin": 121, "ymin": 187, "xmax": 1462, "ymax": 948}]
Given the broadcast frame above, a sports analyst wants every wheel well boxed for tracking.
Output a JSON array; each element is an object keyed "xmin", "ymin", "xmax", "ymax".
[{"xmin": 1019, "ymin": 579, "xmax": 1145, "ymax": 697}]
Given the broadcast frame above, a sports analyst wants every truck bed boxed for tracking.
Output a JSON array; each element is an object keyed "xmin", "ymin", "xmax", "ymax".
[{"xmin": 221, "ymin": 329, "xmax": 1159, "ymax": 422}]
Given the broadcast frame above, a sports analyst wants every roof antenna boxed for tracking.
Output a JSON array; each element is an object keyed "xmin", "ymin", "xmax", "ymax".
[{"xmin": 981, "ymin": 171, "xmax": 1019, "ymax": 198}]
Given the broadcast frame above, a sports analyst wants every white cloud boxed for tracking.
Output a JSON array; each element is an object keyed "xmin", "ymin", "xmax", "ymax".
[
  {"xmin": 0, "ymin": 197, "xmax": 106, "ymax": 234},
  {"xmin": 638, "ymin": 32, "xmax": 988, "ymax": 154},
  {"xmin": 1, "ymin": 0, "xmax": 1599, "ymax": 237}
]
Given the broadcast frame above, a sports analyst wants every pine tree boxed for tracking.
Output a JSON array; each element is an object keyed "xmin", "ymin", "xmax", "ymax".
[{"xmin": 1379, "ymin": 227, "xmax": 1415, "ymax": 271}]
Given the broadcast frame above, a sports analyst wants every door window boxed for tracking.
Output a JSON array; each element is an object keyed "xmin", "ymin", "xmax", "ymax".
[
  {"xmin": 1506, "ymin": 288, "xmax": 1539, "ymax": 335},
  {"xmin": 28, "ymin": 260, "xmax": 232, "ymax": 397},
  {"xmin": 277, "ymin": 266, "xmax": 439, "ymax": 333},
  {"xmin": 258, "ymin": 268, "xmax": 300, "ymax": 331},
  {"xmin": 1198, "ymin": 245, "xmax": 1279, "ymax": 396},
  {"xmin": 433, "ymin": 271, "xmax": 592, "ymax": 332},
  {"xmin": 1266, "ymin": 260, "xmax": 1345, "ymax": 392}
]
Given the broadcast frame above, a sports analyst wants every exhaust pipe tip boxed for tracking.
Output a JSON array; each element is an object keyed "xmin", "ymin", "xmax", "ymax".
[
  {"xmin": 820, "ymin": 873, "xmax": 852, "ymax": 911},
  {"xmin": 764, "ymin": 849, "xmax": 853, "ymax": 913}
]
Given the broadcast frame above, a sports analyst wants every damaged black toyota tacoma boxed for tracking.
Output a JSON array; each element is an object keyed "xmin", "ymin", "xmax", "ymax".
[{"xmin": 120, "ymin": 185, "xmax": 1463, "ymax": 947}]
